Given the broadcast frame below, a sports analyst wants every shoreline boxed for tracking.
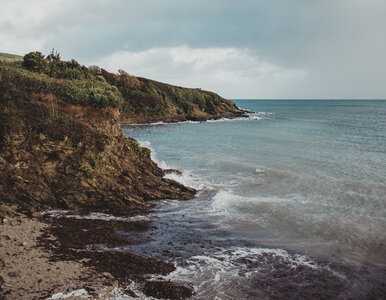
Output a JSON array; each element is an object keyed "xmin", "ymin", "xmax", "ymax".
[
  {"xmin": 0, "ymin": 207, "xmax": 118, "ymax": 299},
  {"xmin": 0, "ymin": 205, "xmax": 194, "ymax": 299}
]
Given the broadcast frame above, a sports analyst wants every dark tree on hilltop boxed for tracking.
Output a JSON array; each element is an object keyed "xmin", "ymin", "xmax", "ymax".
[
  {"xmin": 46, "ymin": 49, "xmax": 61, "ymax": 78},
  {"xmin": 22, "ymin": 51, "xmax": 46, "ymax": 73}
]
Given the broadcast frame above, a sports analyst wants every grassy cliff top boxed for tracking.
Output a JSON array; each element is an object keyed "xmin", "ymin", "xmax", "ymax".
[{"xmin": 0, "ymin": 51, "xmax": 245, "ymax": 122}]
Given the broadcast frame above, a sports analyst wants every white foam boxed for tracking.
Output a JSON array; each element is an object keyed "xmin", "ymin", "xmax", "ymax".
[
  {"xmin": 48, "ymin": 289, "xmax": 91, "ymax": 299},
  {"xmin": 206, "ymin": 114, "xmax": 262, "ymax": 122},
  {"xmin": 126, "ymin": 111, "xmax": 273, "ymax": 127},
  {"xmin": 154, "ymin": 245, "xmax": 343, "ymax": 299},
  {"xmin": 255, "ymin": 167, "xmax": 266, "ymax": 174},
  {"xmin": 139, "ymin": 141, "xmax": 171, "ymax": 170},
  {"xmin": 139, "ymin": 140, "xmax": 212, "ymax": 191},
  {"xmin": 163, "ymin": 170, "xmax": 212, "ymax": 191},
  {"xmin": 41, "ymin": 210, "xmax": 151, "ymax": 222},
  {"xmin": 110, "ymin": 283, "xmax": 158, "ymax": 300},
  {"xmin": 210, "ymin": 189, "xmax": 292, "ymax": 216}
]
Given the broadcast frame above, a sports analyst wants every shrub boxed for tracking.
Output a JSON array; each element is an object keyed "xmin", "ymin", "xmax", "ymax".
[
  {"xmin": 127, "ymin": 138, "xmax": 151, "ymax": 157},
  {"xmin": 0, "ymin": 66, "xmax": 123, "ymax": 108},
  {"xmin": 79, "ymin": 151, "xmax": 99, "ymax": 178},
  {"xmin": 22, "ymin": 52, "xmax": 46, "ymax": 73}
]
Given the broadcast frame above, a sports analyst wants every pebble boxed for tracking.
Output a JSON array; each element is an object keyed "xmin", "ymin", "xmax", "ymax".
[
  {"xmin": 21, "ymin": 241, "xmax": 28, "ymax": 247},
  {"xmin": 8, "ymin": 271, "xmax": 19, "ymax": 277}
]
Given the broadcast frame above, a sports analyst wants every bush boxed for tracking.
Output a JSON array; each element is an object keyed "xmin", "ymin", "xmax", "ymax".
[
  {"xmin": 22, "ymin": 52, "xmax": 46, "ymax": 73},
  {"xmin": 127, "ymin": 138, "xmax": 151, "ymax": 157},
  {"xmin": 0, "ymin": 66, "xmax": 123, "ymax": 108},
  {"xmin": 79, "ymin": 151, "xmax": 99, "ymax": 178}
]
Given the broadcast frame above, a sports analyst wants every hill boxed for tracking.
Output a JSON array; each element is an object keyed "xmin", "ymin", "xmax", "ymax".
[{"xmin": 0, "ymin": 52, "xmax": 23, "ymax": 62}]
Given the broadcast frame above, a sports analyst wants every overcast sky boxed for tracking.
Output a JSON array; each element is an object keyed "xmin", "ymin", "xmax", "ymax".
[{"xmin": 1, "ymin": 0, "xmax": 385, "ymax": 99}]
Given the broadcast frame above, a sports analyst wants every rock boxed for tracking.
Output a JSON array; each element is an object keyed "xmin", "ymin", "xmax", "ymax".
[
  {"xmin": 163, "ymin": 169, "xmax": 183, "ymax": 176},
  {"xmin": 25, "ymin": 208, "xmax": 43, "ymax": 219},
  {"xmin": 2, "ymin": 218, "xmax": 8, "ymax": 224},
  {"xmin": 8, "ymin": 272, "xmax": 19, "ymax": 277},
  {"xmin": 143, "ymin": 280, "xmax": 193, "ymax": 299},
  {"xmin": 21, "ymin": 241, "xmax": 28, "ymax": 247}
]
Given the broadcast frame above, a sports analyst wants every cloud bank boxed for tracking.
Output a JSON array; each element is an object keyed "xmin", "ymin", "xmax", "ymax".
[{"xmin": 1, "ymin": 0, "xmax": 385, "ymax": 98}]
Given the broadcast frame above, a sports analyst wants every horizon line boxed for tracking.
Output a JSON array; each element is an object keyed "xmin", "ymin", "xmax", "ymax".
[{"xmin": 230, "ymin": 98, "xmax": 386, "ymax": 101}]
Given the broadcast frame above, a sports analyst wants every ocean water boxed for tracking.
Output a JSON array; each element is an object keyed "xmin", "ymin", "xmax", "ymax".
[{"xmin": 122, "ymin": 100, "xmax": 386, "ymax": 298}]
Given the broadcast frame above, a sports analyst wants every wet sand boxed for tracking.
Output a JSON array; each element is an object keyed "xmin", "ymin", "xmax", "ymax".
[
  {"xmin": 0, "ymin": 210, "xmax": 118, "ymax": 299},
  {"xmin": 0, "ymin": 205, "xmax": 193, "ymax": 299}
]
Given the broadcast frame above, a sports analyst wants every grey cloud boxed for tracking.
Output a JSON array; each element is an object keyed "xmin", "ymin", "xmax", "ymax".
[{"xmin": 1, "ymin": 0, "xmax": 385, "ymax": 98}]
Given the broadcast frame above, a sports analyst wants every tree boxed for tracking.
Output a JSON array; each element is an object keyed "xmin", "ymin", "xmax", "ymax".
[
  {"xmin": 46, "ymin": 49, "xmax": 61, "ymax": 77},
  {"xmin": 22, "ymin": 51, "xmax": 46, "ymax": 73}
]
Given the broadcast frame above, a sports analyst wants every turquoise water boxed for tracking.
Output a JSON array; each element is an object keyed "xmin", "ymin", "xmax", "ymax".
[{"xmin": 123, "ymin": 100, "xmax": 386, "ymax": 297}]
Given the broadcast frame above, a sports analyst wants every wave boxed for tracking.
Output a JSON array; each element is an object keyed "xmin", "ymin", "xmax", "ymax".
[
  {"xmin": 210, "ymin": 189, "xmax": 289, "ymax": 213},
  {"xmin": 139, "ymin": 140, "xmax": 212, "ymax": 191},
  {"xmin": 151, "ymin": 246, "xmax": 344, "ymax": 299},
  {"xmin": 48, "ymin": 289, "xmax": 91, "ymax": 299},
  {"xmin": 41, "ymin": 210, "xmax": 151, "ymax": 222}
]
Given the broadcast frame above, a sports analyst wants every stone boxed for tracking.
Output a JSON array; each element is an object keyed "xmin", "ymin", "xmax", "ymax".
[
  {"xmin": 21, "ymin": 241, "xmax": 28, "ymax": 247},
  {"xmin": 32, "ymin": 211, "xmax": 42, "ymax": 218},
  {"xmin": 8, "ymin": 272, "xmax": 19, "ymax": 277}
]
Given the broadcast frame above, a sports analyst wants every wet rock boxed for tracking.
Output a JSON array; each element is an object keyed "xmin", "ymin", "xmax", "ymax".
[
  {"xmin": 143, "ymin": 281, "xmax": 193, "ymax": 300},
  {"xmin": 25, "ymin": 208, "xmax": 43, "ymax": 219},
  {"xmin": 163, "ymin": 169, "xmax": 183, "ymax": 176}
]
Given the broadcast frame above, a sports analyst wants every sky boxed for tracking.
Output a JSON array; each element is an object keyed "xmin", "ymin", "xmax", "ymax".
[{"xmin": 1, "ymin": 0, "xmax": 385, "ymax": 99}]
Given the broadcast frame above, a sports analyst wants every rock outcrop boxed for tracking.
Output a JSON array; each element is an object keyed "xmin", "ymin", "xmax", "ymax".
[{"xmin": 0, "ymin": 91, "xmax": 195, "ymax": 210}]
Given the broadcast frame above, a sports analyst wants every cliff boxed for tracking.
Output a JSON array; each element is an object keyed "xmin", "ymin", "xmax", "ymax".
[
  {"xmin": 0, "ymin": 51, "xmax": 245, "ymax": 210},
  {"xmin": 100, "ymin": 69, "xmax": 246, "ymax": 124}
]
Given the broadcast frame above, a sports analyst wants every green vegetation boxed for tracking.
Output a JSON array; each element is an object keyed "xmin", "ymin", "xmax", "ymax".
[
  {"xmin": 0, "ymin": 52, "xmax": 23, "ymax": 62},
  {"xmin": 79, "ymin": 151, "xmax": 100, "ymax": 178},
  {"xmin": 35, "ymin": 184, "xmax": 44, "ymax": 192},
  {"xmin": 0, "ymin": 50, "xmax": 241, "ymax": 120},
  {"xmin": 101, "ymin": 69, "xmax": 234, "ymax": 116},
  {"xmin": 127, "ymin": 138, "xmax": 151, "ymax": 157},
  {"xmin": 1, "ymin": 54, "xmax": 122, "ymax": 108}
]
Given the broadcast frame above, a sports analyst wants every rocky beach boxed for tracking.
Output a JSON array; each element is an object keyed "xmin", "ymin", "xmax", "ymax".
[{"xmin": 0, "ymin": 52, "xmax": 246, "ymax": 299}]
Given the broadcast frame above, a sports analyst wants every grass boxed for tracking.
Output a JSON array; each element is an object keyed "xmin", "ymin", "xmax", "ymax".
[
  {"xmin": 0, "ymin": 64, "xmax": 123, "ymax": 108},
  {"xmin": 0, "ymin": 52, "xmax": 23, "ymax": 62}
]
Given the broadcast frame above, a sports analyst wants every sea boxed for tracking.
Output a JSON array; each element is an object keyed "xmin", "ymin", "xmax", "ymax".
[{"xmin": 122, "ymin": 100, "xmax": 386, "ymax": 299}]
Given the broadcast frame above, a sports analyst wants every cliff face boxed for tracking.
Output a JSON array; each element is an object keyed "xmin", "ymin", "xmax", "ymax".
[
  {"xmin": 0, "ymin": 52, "xmax": 244, "ymax": 210},
  {"xmin": 100, "ymin": 69, "xmax": 246, "ymax": 124},
  {"xmin": 0, "ymin": 82, "xmax": 194, "ymax": 210}
]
